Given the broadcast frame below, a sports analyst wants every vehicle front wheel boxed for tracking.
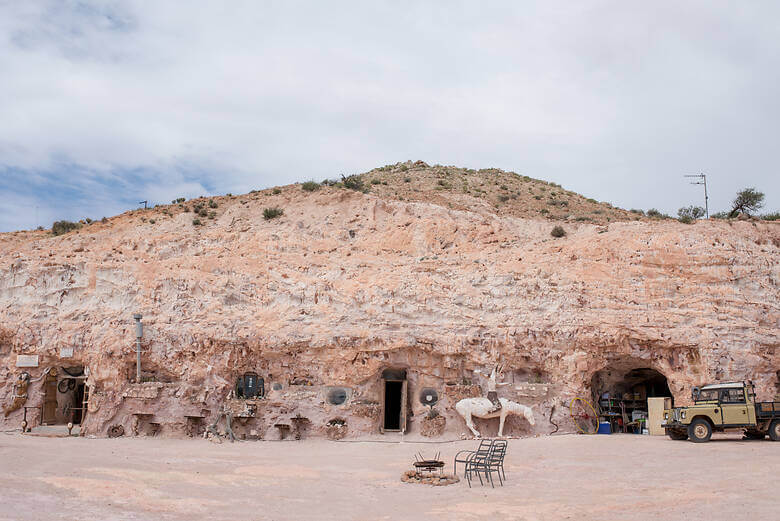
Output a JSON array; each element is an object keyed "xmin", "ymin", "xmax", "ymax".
[
  {"xmin": 688, "ymin": 418, "xmax": 712, "ymax": 443},
  {"xmin": 769, "ymin": 420, "xmax": 780, "ymax": 441},
  {"xmin": 666, "ymin": 428, "xmax": 688, "ymax": 440}
]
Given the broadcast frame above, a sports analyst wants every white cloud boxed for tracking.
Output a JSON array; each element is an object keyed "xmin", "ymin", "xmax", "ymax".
[{"xmin": 0, "ymin": 1, "xmax": 778, "ymax": 231}]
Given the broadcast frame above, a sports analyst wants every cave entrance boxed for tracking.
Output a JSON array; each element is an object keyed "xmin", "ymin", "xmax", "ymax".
[
  {"xmin": 380, "ymin": 369, "xmax": 407, "ymax": 433},
  {"xmin": 42, "ymin": 366, "xmax": 87, "ymax": 428},
  {"xmin": 591, "ymin": 366, "xmax": 672, "ymax": 434}
]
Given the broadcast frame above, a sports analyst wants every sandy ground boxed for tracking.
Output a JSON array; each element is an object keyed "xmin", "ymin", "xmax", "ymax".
[{"xmin": 0, "ymin": 432, "xmax": 776, "ymax": 521}]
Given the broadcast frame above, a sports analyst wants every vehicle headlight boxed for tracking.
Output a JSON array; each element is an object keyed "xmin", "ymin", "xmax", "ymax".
[
  {"xmin": 664, "ymin": 413, "xmax": 669, "ymax": 420},
  {"xmin": 681, "ymin": 411, "xmax": 686, "ymax": 419}
]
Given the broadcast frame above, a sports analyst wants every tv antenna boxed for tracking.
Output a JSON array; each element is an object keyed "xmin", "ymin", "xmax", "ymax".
[
  {"xmin": 683, "ymin": 173, "xmax": 708, "ymax": 218},
  {"xmin": 139, "ymin": 200, "xmax": 148, "ymax": 209}
]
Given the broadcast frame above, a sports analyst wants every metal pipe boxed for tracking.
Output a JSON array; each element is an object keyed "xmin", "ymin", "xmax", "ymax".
[{"xmin": 133, "ymin": 314, "xmax": 143, "ymax": 382}]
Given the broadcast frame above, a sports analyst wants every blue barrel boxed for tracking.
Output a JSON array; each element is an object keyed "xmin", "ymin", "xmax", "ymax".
[{"xmin": 597, "ymin": 421, "xmax": 612, "ymax": 434}]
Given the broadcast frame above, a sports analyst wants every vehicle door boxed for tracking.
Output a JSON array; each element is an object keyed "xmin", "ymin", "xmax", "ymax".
[{"xmin": 720, "ymin": 388, "xmax": 750, "ymax": 426}]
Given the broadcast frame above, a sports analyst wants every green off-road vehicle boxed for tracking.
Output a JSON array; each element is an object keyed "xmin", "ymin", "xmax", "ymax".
[{"xmin": 663, "ymin": 381, "xmax": 780, "ymax": 442}]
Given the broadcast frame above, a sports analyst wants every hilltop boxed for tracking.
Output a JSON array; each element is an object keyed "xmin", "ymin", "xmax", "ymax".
[{"xmin": 0, "ymin": 161, "xmax": 777, "ymax": 440}]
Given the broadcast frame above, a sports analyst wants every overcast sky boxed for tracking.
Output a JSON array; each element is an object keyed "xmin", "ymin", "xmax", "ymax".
[{"xmin": 1, "ymin": 1, "xmax": 778, "ymax": 232}]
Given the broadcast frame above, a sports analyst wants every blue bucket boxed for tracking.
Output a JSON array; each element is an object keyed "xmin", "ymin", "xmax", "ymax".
[{"xmin": 597, "ymin": 422, "xmax": 612, "ymax": 434}]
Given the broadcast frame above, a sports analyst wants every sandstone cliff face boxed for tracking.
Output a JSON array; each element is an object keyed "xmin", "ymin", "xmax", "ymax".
[{"xmin": 0, "ymin": 179, "xmax": 778, "ymax": 438}]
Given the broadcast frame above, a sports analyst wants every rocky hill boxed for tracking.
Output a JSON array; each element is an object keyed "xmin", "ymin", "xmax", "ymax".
[{"xmin": 0, "ymin": 162, "xmax": 778, "ymax": 439}]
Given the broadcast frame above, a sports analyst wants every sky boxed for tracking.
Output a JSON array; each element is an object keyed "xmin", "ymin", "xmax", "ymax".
[{"xmin": 1, "ymin": 1, "xmax": 778, "ymax": 232}]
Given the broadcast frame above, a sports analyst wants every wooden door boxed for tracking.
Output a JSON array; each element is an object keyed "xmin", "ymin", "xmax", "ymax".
[{"xmin": 42, "ymin": 374, "xmax": 57, "ymax": 424}]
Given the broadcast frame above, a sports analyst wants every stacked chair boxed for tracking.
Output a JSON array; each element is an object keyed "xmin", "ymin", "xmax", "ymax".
[{"xmin": 453, "ymin": 439, "xmax": 508, "ymax": 488}]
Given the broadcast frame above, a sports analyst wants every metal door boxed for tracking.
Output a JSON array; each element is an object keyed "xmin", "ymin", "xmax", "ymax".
[
  {"xmin": 379, "ymin": 379, "xmax": 386, "ymax": 434},
  {"xmin": 720, "ymin": 389, "xmax": 750, "ymax": 425},
  {"xmin": 400, "ymin": 380, "xmax": 408, "ymax": 434}
]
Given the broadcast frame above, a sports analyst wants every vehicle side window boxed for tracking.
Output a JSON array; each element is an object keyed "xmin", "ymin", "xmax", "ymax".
[
  {"xmin": 720, "ymin": 388, "xmax": 745, "ymax": 404},
  {"xmin": 697, "ymin": 389, "xmax": 718, "ymax": 401}
]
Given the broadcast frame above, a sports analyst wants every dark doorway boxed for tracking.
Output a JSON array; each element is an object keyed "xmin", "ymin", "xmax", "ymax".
[
  {"xmin": 384, "ymin": 380, "xmax": 403, "ymax": 431},
  {"xmin": 72, "ymin": 382, "xmax": 86, "ymax": 424}
]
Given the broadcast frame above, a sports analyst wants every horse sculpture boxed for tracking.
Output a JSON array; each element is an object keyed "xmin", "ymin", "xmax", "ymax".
[{"xmin": 455, "ymin": 397, "xmax": 535, "ymax": 437}]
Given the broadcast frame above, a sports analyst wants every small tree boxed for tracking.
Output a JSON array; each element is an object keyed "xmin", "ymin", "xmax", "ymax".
[
  {"xmin": 729, "ymin": 188, "xmax": 764, "ymax": 217},
  {"xmin": 341, "ymin": 174, "xmax": 365, "ymax": 192},
  {"xmin": 677, "ymin": 205, "xmax": 705, "ymax": 224}
]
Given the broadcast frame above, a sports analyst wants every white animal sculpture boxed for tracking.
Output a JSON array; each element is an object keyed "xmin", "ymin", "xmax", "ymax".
[{"xmin": 455, "ymin": 397, "xmax": 535, "ymax": 437}]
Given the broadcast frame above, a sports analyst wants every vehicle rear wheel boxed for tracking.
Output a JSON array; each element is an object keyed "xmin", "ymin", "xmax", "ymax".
[
  {"xmin": 769, "ymin": 420, "xmax": 780, "ymax": 442},
  {"xmin": 666, "ymin": 428, "xmax": 688, "ymax": 440},
  {"xmin": 688, "ymin": 418, "xmax": 712, "ymax": 443}
]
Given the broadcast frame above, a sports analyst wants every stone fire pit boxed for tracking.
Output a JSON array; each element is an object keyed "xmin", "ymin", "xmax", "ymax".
[{"xmin": 401, "ymin": 469, "xmax": 460, "ymax": 486}]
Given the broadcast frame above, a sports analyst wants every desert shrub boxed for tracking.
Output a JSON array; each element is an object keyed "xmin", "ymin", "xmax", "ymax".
[
  {"xmin": 550, "ymin": 226, "xmax": 566, "ymax": 238},
  {"xmin": 540, "ymin": 208, "xmax": 549, "ymax": 214},
  {"xmin": 85, "ymin": 217, "xmax": 93, "ymax": 224},
  {"xmin": 730, "ymin": 188, "xmax": 764, "ymax": 217},
  {"xmin": 370, "ymin": 179, "xmax": 381, "ymax": 185},
  {"xmin": 399, "ymin": 165, "xmax": 408, "ymax": 172},
  {"xmin": 270, "ymin": 188, "xmax": 281, "ymax": 195},
  {"xmin": 341, "ymin": 175, "xmax": 365, "ymax": 192},
  {"xmin": 101, "ymin": 217, "xmax": 107, "ymax": 223},
  {"xmin": 574, "ymin": 216, "xmax": 592, "ymax": 221},
  {"xmin": 629, "ymin": 209, "xmax": 644, "ymax": 215},
  {"xmin": 192, "ymin": 218, "xmax": 202, "ymax": 226},
  {"xmin": 227, "ymin": 193, "xmax": 233, "ymax": 197},
  {"xmin": 711, "ymin": 211, "xmax": 729, "ymax": 219},
  {"xmin": 52, "ymin": 220, "xmax": 81, "ymax": 236},
  {"xmin": 678, "ymin": 205, "xmax": 705, "ymax": 224},
  {"xmin": 586, "ymin": 198, "xmax": 597, "ymax": 204},
  {"xmin": 208, "ymin": 211, "xmax": 217, "ymax": 219},
  {"xmin": 301, "ymin": 181, "xmax": 320, "ymax": 192},
  {"xmin": 500, "ymin": 184, "xmax": 508, "ymax": 190},
  {"xmin": 172, "ymin": 197, "xmax": 186, "ymax": 204},
  {"xmin": 761, "ymin": 211, "xmax": 780, "ymax": 221},
  {"xmin": 263, "ymin": 207, "xmax": 284, "ymax": 220},
  {"xmin": 498, "ymin": 195, "xmax": 510, "ymax": 202},
  {"xmin": 208, "ymin": 199, "xmax": 218, "ymax": 208},
  {"xmin": 149, "ymin": 219, "xmax": 156, "ymax": 224},
  {"xmin": 647, "ymin": 208, "xmax": 662, "ymax": 218},
  {"xmin": 198, "ymin": 208, "xmax": 208, "ymax": 217},
  {"xmin": 534, "ymin": 195, "xmax": 542, "ymax": 200},
  {"xmin": 436, "ymin": 180, "xmax": 451, "ymax": 190}
]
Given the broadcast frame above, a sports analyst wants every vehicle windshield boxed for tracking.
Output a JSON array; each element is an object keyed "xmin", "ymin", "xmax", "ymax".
[{"xmin": 696, "ymin": 389, "xmax": 719, "ymax": 402}]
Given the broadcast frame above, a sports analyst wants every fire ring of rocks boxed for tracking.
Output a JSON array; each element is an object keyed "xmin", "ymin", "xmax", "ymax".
[{"xmin": 401, "ymin": 470, "xmax": 460, "ymax": 486}]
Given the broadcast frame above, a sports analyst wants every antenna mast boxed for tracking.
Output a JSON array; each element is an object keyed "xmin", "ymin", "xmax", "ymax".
[{"xmin": 684, "ymin": 173, "xmax": 708, "ymax": 218}]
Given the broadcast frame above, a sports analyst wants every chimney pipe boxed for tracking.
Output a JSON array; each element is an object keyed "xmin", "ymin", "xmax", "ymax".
[{"xmin": 133, "ymin": 314, "xmax": 143, "ymax": 382}]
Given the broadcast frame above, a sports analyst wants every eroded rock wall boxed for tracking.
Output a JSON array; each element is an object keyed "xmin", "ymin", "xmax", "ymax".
[{"xmin": 0, "ymin": 188, "xmax": 777, "ymax": 438}]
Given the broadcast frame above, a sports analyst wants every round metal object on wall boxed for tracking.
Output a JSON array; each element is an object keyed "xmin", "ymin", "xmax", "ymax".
[
  {"xmin": 327, "ymin": 387, "xmax": 349, "ymax": 406},
  {"xmin": 107, "ymin": 424, "xmax": 125, "ymax": 438},
  {"xmin": 419, "ymin": 388, "xmax": 439, "ymax": 406},
  {"xmin": 57, "ymin": 379, "xmax": 76, "ymax": 393}
]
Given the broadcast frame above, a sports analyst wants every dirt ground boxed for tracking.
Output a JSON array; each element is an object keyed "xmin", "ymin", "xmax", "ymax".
[{"xmin": 0, "ymin": 432, "xmax": 776, "ymax": 521}]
